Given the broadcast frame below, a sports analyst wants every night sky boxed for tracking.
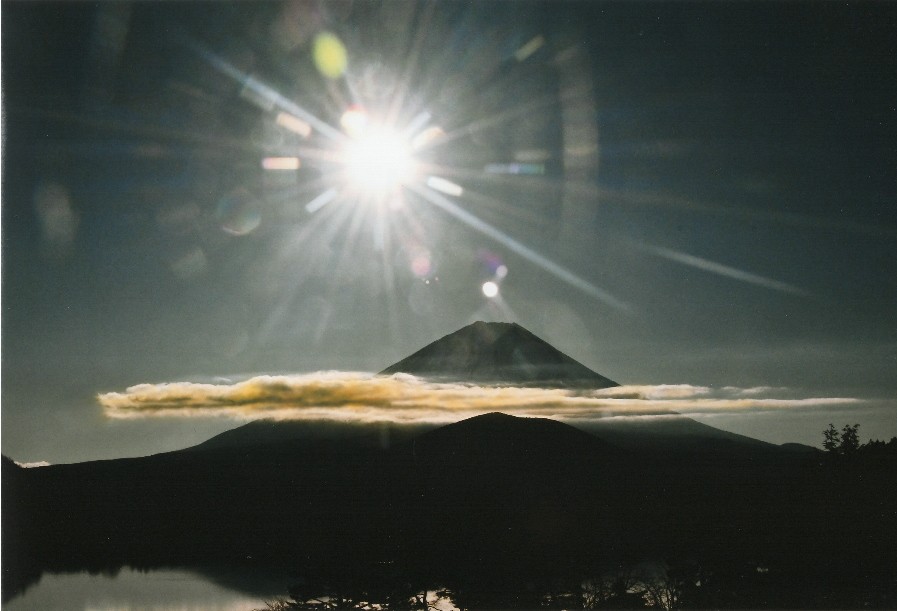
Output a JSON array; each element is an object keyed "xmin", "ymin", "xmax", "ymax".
[{"xmin": 3, "ymin": 1, "xmax": 896, "ymax": 464}]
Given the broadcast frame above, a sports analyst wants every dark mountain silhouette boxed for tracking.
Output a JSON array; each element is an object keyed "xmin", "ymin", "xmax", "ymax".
[
  {"xmin": 189, "ymin": 418, "xmax": 434, "ymax": 453},
  {"xmin": 195, "ymin": 409, "xmax": 789, "ymax": 456},
  {"xmin": 779, "ymin": 441, "xmax": 822, "ymax": 453},
  {"xmin": 4, "ymin": 413, "xmax": 897, "ymax": 609},
  {"xmin": 380, "ymin": 321, "xmax": 618, "ymax": 388},
  {"xmin": 413, "ymin": 411, "xmax": 612, "ymax": 458},
  {"xmin": 577, "ymin": 413, "xmax": 777, "ymax": 451},
  {"xmin": 191, "ymin": 411, "xmax": 779, "ymax": 456},
  {"xmin": 192, "ymin": 323, "xmax": 775, "ymax": 455},
  {"xmin": 4, "ymin": 321, "xmax": 896, "ymax": 608}
]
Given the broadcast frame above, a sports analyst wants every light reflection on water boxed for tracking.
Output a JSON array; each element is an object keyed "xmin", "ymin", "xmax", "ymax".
[{"xmin": 4, "ymin": 567, "xmax": 285, "ymax": 611}]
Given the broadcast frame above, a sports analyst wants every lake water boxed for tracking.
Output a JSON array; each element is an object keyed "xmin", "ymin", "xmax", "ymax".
[
  {"xmin": 3, "ymin": 567, "xmax": 289, "ymax": 611},
  {"xmin": 4, "ymin": 568, "xmax": 461, "ymax": 611}
]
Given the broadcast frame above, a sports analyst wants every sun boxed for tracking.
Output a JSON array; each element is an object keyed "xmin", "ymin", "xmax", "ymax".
[
  {"xmin": 205, "ymin": 17, "xmax": 626, "ymax": 309},
  {"xmin": 342, "ymin": 125, "xmax": 415, "ymax": 194}
]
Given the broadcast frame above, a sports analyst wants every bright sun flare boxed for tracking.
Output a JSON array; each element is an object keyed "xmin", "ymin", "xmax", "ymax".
[{"xmin": 343, "ymin": 127, "xmax": 414, "ymax": 193}]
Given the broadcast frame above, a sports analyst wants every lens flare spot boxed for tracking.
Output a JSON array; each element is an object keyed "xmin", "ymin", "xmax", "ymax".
[
  {"xmin": 33, "ymin": 182, "xmax": 77, "ymax": 256},
  {"xmin": 426, "ymin": 176, "xmax": 464, "ymax": 197},
  {"xmin": 305, "ymin": 188, "xmax": 338, "ymax": 213},
  {"xmin": 215, "ymin": 190, "xmax": 261, "ymax": 235},
  {"xmin": 313, "ymin": 31, "xmax": 348, "ymax": 79},
  {"xmin": 479, "ymin": 249, "xmax": 505, "ymax": 275},
  {"xmin": 514, "ymin": 35, "xmax": 545, "ymax": 62},
  {"xmin": 485, "ymin": 162, "xmax": 545, "ymax": 175},
  {"xmin": 411, "ymin": 125, "xmax": 445, "ymax": 151},
  {"xmin": 170, "ymin": 247, "xmax": 207, "ymax": 279},
  {"xmin": 411, "ymin": 254, "xmax": 432, "ymax": 277},
  {"xmin": 514, "ymin": 148, "xmax": 550, "ymax": 163},
  {"xmin": 495, "ymin": 264, "xmax": 509, "ymax": 279},
  {"xmin": 275, "ymin": 111, "xmax": 312, "ymax": 138},
  {"xmin": 482, "ymin": 281, "xmax": 499, "ymax": 298},
  {"xmin": 261, "ymin": 156, "xmax": 301, "ymax": 170}
]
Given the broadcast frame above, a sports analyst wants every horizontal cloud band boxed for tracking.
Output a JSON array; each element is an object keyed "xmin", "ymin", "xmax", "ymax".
[{"xmin": 98, "ymin": 372, "xmax": 862, "ymax": 423}]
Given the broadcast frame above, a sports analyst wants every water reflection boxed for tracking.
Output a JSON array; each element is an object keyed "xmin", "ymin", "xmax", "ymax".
[{"xmin": 5, "ymin": 567, "xmax": 288, "ymax": 611}]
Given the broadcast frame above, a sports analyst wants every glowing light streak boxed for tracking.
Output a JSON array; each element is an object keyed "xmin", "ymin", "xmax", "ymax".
[
  {"xmin": 426, "ymin": 176, "xmax": 464, "ymax": 197},
  {"xmin": 429, "ymin": 93, "xmax": 557, "ymax": 151},
  {"xmin": 514, "ymin": 35, "xmax": 545, "ymax": 62},
  {"xmin": 411, "ymin": 125, "xmax": 446, "ymax": 151},
  {"xmin": 261, "ymin": 157, "xmax": 301, "ymax": 170},
  {"xmin": 404, "ymin": 111, "xmax": 432, "ymax": 139},
  {"xmin": 275, "ymin": 112, "xmax": 312, "ymax": 138},
  {"xmin": 408, "ymin": 183, "xmax": 629, "ymax": 311},
  {"xmin": 564, "ymin": 144, "xmax": 598, "ymax": 158},
  {"xmin": 186, "ymin": 39, "xmax": 344, "ymax": 142},
  {"xmin": 485, "ymin": 162, "xmax": 545, "ymax": 175},
  {"xmin": 514, "ymin": 148, "xmax": 551, "ymax": 162},
  {"xmin": 239, "ymin": 78, "xmax": 278, "ymax": 112},
  {"xmin": 305, "ymin": 187, "xmax": 339, "ymax": 213},
  {"xmin": 642, "ymin": 244, "xmax": 810, "ymax": 296}
]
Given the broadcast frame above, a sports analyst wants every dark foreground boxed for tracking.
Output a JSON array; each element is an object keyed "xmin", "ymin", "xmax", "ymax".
[{"xmin": 4, "ymin": 414, "xmax": 897, "ymax": 608}]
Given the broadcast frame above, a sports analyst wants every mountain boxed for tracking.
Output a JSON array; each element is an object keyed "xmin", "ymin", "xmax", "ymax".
[
  {"xmin": 379, "ymin": 321, "xmax": 618, "ymax": 388},
  {"xmin": 8, "ymin": 324, "xmax": 894, "ymax": 606},
  {"xmin": 187, "ymin": 412, "xmax": 780, "ymax": 458},
  {"xmin": 188, "ymin": 418, "xmax": 435, "ymax": 453},
  {"xmin": 5, "ymin": 413, "xmax": 897, "ymax": 609},
  {"xmin": 403, "ymin": 413, "xmax": 620, "ymax": 575},
  {"xmin": 4, "ymin": 414, "xmax": 619, "ymax": 589},
  {"xmin": 577, "ymin": 413, "xmax": 777, "ymax": 451},
  {"xmin": 409, "ymin": 413, "xmax": 615, "ymax": 483},
  {"xmin": 191, "ymin": 322, "xmax": 769, "ymax": 454},
  {"xmin": 193, "ymin": 413, "xmax": 607, "ymax": 458},
  {"xmin": 413, "ymin": 411, "xmax": 611, "ymax": 459}
]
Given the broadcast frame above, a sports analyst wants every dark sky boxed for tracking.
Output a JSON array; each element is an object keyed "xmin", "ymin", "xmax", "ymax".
[{"xmin": 3, "ymin": 1, "xmax": 896, "ymax": 463}]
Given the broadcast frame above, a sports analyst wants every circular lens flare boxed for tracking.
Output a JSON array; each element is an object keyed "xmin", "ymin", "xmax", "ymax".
[
  {"xmin": 482, "ymin": 281, "xmax": 499, "ymax": 298},
  {"xmin": 344, "ymin": 127, "xmax": 413, "ymax": 193},
  {"xmin": 313, "ymin": 32, "xmax": 348, "ymax": 79}
]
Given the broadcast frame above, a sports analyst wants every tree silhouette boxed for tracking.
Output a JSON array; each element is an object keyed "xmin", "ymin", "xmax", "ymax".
[
  {"xmin": 633, "ymin": 563, "xmax": 686, "ymax": 610},
  {"xmin": 822, "ymin": 423, "xmax": 860, "ymax": 455},
  {"xmin": 580, "ymin": 566, "xmax": 646, "ymax": 609},
  {"xmin": 823, "ymin": 423, "xmax": 840, "ymax": 452},
  {"xmin": 255, "ymin": 580, "xmax": 452, "ymax": 611},
  {"xmin": 839, "ymin": 424, "xmax": 860, "ymax": 454}
]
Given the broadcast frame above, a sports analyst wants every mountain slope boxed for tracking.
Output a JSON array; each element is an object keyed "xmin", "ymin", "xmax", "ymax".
[
  {"xmin": 413, "ymin": 411, "xmax": 613, "ymax": 461},
  {"xmin": 187, "ymin": 418, "xmax": 434, "ymax": 453},
  {"xmin": 576, "ymin": 414, "xmax": 777, "ymax": 451},
  {"xmin": 380, "ymin": 321, "xmax": 618, "ymax": 388},
  {"xmin": 184, "ymin": 412, "xmax": 778, "ymax": 456},
  {"xmin": 7, "ymin": 412, "xmax": 896, "ymax": 608}
]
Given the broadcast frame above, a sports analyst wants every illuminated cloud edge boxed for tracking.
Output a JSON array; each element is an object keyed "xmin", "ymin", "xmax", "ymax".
[{"xmin": 98, "ymin": 372, "xmax": 862, "ymax": 423}]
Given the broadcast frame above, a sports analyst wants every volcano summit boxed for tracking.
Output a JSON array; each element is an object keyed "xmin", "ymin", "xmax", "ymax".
[{"xmin": 380, "ymin": 321, "xmax": 618, "ymax": 388}]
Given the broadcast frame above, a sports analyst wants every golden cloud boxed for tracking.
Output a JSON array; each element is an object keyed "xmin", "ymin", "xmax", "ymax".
[{"xmin": 98, "ymin": 372, "xmax": 863, "ymax": 423}]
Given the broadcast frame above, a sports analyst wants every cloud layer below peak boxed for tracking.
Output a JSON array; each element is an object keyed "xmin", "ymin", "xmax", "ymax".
[{"xmin": 98, "ymin": 372, "xmax": 862, "ymax": 424}]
